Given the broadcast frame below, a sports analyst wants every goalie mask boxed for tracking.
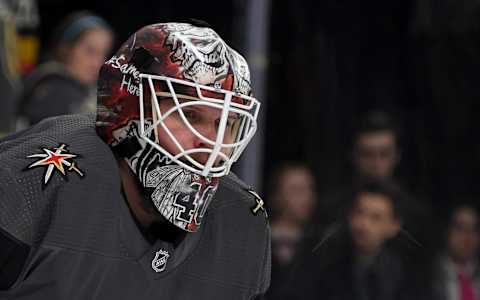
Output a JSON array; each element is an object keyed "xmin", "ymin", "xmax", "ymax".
[{"xmin": 96, "ymin": 23, "xmax": 260, "ymax": 232}]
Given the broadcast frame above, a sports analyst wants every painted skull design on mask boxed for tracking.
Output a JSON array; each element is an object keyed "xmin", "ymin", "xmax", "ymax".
[{"xmin": 164, "ymin": 23, "xmax": 229, "ymax": 85}]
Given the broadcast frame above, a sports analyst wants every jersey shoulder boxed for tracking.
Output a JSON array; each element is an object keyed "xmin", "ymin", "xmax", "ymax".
[
  {"xmin": 205, "ymin": 173, "xmax": 271, "ymax": 296},
  {"xmin": 0, "ymin": 114, "xmax": 110, "ymax": 290},
  {"xmin": 0, "ymin": 113, "xmax": 96, "ymax": 152},
  {"xmin": 214, "ymin": 173, "xmax": 268, "ymax": 219},
  {"xmin": 0, "ymin": 113, "xmax": 115, "ymax": 244}
]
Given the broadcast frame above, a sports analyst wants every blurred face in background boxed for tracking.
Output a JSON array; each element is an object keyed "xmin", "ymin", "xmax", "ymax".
[
  {"xmin": 275, "ymin": 167, "xmax": 316, "ymax": 225},
  {"xmin": 64, "ymin": 28, "xmax": 113, "ymax": 85},
  {"xmin": 353, "ymin": 130, "xmax": 399, "ymax": 180},
  {"xmin": 447, "ymin": 206, "xmax": 479, "ymax": 264},
  {"xmin": 349, "ymin": 192, "xmax": 400, "ymax": 256}
]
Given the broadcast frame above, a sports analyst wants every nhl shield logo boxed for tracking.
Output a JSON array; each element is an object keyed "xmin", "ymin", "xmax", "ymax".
[{"xmin": 151, "ymin": 249, "xmax": 170, "ymax": 273}]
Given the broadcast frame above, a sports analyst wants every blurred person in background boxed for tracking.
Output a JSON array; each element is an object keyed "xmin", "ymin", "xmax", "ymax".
[
  {"xmin": 285, "ymin": 180, "xmax": 409, "ymax": 300},
  {"xmin": 350, "ymin": 110, "xmax": 432, "ymax": 248},
  {"xmin": 312, "ymin": 110, "xmax": 433, "ymax": 299},
  {"xmin": 433, "ymin": 204, "xmax": 480, "ymax": 300},
  {"xmin": 266, "ymin": 162, "xmax": 317, "ymax": 299},
  {"xmin": 351, "ymin": 110, "xmax": 400, "ymax": 182},
  {"xmin": 319, "ymin": 110, "xmax": 402, "ymax": 226},
  {"xmin": 16, "ymin": 10, "xmax": 113, "ymax": 127}
]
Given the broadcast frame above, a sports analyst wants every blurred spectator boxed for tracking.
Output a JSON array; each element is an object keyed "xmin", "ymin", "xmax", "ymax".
[
  {"xmin": 348, "ymin": 181, "xmax": 402, "ymax": 259},
  {"xmin": 343, "ymin": 180, "xmax": 405, "ymax": 300},
  {"xmin": 351, "ymin": 110, "xmax": 400, "ymax": 182},
  {"xmin": 317, "ymin": 110, "xmax": 431, "ymax": 255},
  {"xmin": 433, "ymin": 204, "xmax": 480, "ymax": 300},
  {"xmin": 285, "ymin": 180, "xmax": 409, "ymax": 300},
  {"xmin": 265, "ymin": 162, "xmax": 317, "ymax": 300},
  {"xmin": 16, "ymin": 11, "xmax": 113, "ymax": 127},
  {"xmin": 311, "ymin": 110, "xmax": 433, "ymax": 299},
  {"xmin": 319, "ymin": 110, "xmax": 402, "ymax": 226}
]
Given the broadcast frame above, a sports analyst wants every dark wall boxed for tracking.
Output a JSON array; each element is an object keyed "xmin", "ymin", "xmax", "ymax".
[{"xmin": 37, "ymin": 0, "xmax": 240, "ymax": 58}]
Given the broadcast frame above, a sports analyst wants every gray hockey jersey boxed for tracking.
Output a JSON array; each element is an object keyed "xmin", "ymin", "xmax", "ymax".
[{"xmin": 0, "ymin": 114, "xmax": 271, "ymax": 299}]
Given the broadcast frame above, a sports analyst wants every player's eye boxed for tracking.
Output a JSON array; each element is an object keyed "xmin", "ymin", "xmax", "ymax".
[
  {"xmin": 226, "ymin": 119, "xmax": 235, "ymax": 128},
  {"xmin": 182, "ymin": 109, "xmax": 200, "ymax": 123},
  {"xmin": 228, "ymin": 115, "xmax": 241, "ymax": 130},
  {"xmin": 214, "ymin": 117, "xmax": 236, "ymax": 131}
]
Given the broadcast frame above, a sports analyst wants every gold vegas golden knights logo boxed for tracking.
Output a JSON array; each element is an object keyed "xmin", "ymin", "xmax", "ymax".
[{"xmin": 27, "ymin": 143, "xmax": 84, "ymax": 185}]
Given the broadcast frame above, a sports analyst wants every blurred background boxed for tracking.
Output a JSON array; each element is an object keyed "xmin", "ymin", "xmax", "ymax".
[{"xmin": 1, "ymin": 0, "xmax": 479, "ymax": 299}]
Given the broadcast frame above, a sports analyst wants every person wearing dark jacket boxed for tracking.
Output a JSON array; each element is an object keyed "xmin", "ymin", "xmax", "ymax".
[
  {"xmin": 285, "ymin": 180, "xmax": 413, "ymax": 300},
  {"xmin": 433, "ymin": 204, "xmax": 480, "ymax": 300},
  {"xmin": 17, "ymin": 11, "xmax": 113, "ymax": 127}
]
